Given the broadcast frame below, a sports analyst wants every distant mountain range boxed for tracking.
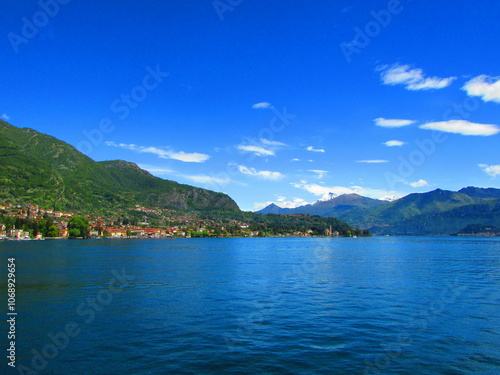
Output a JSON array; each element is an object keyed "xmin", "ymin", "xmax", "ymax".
[
  {"xmin": 257, "ymin": 193, "xmax": 386, "ymax": 217},
  {"xmin": 257, "ymin": 187, "xmax": 500, "ymax": 235}
]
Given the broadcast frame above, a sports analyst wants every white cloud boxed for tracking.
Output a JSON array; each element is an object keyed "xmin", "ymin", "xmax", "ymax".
[
  {"xmin": 380, "ymin": 195, "xmax": 401, "ymax": 202},
  {"xmin": 1, "ymin": 114, "xmax": 9, "ymax": 121},
  {"xmin": 260, "ymin": 138, "xmax": 286, "ymax": 147},
  {"xmin": 291, "ymin": 182, "xmax": 399, "ymax": 200},
  {"xmin": 291, "ymin": 158, "xmax": 300, "ymax": 162},
  {"xmin": 237, "ymin": 165, "xmax": 284, "ymax": 181},
  {"xmin": 420, "ymin": 120, "xmax": 500, "ymax": 136},
  {"xmin": 236, "ymin": 138, "xmax": 287, "ymax": 157},
  {"xmin": 374, "ymin": 117, "xmax": 416, "ymax": 128},
  {"xmin": 306, "ymin": 146, "xmax": 325, "ymax": 153},
  {"xmin": 105, "ymin": 141, "xmax": 210, "ymax": 163},
  {"xmin": 462, "ymin": 75, "xmax": 500, "ymax": 103},
  {"xmin": 252, "ymin": 102, "xmax": 273, "ymax": 109},
  {"xmin": 309, "ymin": 170, "xmax": 328, "ymax": 179},
  {"xmin": 379, "ymin": 64, "xmax": 456, "ymax": 91},
  {"xmin": 237, "ymin": 144, "xmax": 274, "ymax": 157},
  {"xmin": 479, "ymin": 164, "xmax": 500, "ymax": 178},
  {"xmin": 408, "ymin": 179, "xmax": 429, "ymax": 188},
  {"xmin": 383, "ymin": 140, "xmax": 405, "ymax": 147},
  {"xmin": 356, "ymin": 160, "xmax": 389, "ymax": 164},
  {"xmin": 166, "ymin": 151, "xmax": 211, "ymax": 163},
  {"xmin": 292, "ymin": 183, "xmax": 354, "ymax": 197}
]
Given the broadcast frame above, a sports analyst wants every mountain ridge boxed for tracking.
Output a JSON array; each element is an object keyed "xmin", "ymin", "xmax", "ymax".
[
  {"xmin": 257, "ymin": 187, "xmax": 500, "ymax": 235},
  {"xmin": 257, "ymin": 193, "xmax": 386, "ymax": 217},
  {"xmin": 0, "ymin": 120, "xmax": 239, "ymax": 213}
]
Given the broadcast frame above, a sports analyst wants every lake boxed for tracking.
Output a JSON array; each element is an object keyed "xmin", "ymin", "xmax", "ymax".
[{"xmin": 1, "ymin": 237, "xmax": 499, "ymax": 374}]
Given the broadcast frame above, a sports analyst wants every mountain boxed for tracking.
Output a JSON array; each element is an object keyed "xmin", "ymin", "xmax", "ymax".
[
  {"xmin": 256, "ymin": 187, "xmax": 500, "ymax": 235},
  {"xmin": 339, "ymin": 188, "xmax": 500, "ymax": 235},
  {"xmin": 256, "ymin": 193, "xmax": 386, "ymax": 217},
  {"xmin": 458, "ymin": 186, "xmax": 500, "ymax": 199},
  {"xmin": 0, "ymin": 120, "xmax": 239, "ymax": 213},
  {"xmin": 256, "ymin": 203, "xmax": 287, "ymax": 215}
]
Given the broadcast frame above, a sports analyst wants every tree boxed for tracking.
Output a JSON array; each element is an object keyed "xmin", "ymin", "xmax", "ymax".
[
  {"xmin": 46, "ymin": 225, "xmax": 60, "ymax": 237},
  {"xmin": 68, "ymin": 228, "xmax": 81, "ymax": 238},
  {"xmin": 68, "ymin": 216, "xmax": 89, "ymax": 238}
]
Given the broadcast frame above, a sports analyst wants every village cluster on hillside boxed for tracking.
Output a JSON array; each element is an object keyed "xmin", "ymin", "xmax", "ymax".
[{"xmin": 0, "ymin": 202, "xmax": 318, "ymax": 240}]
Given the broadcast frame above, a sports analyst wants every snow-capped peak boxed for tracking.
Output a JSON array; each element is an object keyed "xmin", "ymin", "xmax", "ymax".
[
  {"xmin": 319, "ymin": 192, "xmax": 337, "ymax": 202},
  {"xmin": 380, "ymin": 195, "xmax": 400, "ymax": 202}
]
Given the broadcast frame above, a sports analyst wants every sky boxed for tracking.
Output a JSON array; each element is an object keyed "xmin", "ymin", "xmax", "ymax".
[{"xmin": 1, "ymin": 0, "xmax": 500, "ymax": 211}]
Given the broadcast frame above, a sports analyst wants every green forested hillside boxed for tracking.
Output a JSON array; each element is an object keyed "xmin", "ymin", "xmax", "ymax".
[
  {"xmin": 0, "ymin": 120, "xmax": 238, "ymax": 213},
  {"xmin": 338, "ymin": 189, "xmax": 500, "ymax": 235}
]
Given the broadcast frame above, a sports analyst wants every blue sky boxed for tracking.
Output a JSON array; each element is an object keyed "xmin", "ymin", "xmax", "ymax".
[{"xmin": 2, "ymin": 0, "xmax": 500, "ymax": 211}]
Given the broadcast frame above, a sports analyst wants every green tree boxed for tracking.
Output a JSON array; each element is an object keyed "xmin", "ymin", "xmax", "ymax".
[
  {"xmin": 68, "ymin": 228, "xmax": 81, "ymax": 238},
  {"xmin": 46, "ymin": 225, "xmax": 60, "ymax": 237},
  {"xmin": 68, "ymin": 216, "xmax": 89, "ymax": 238}
]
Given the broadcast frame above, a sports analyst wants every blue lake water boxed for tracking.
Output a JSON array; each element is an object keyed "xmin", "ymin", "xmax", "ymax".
[{"xmin": 1, "ymin": 237, "xmax": 499, "ymax": 374}]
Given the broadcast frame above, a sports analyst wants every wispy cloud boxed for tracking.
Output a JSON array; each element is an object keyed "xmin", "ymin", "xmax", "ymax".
[
  {"xmin": 236, "ymin": 138, "xmax": 287, "ymax": 157},
  {"xmin": 306, "ymin": 146, "xmax": 325, "ymax": 153},
  {"xmin": 182, "ymin": 175, "xmax": 233, "ymax": 185},
  {"xmin": 237, "ymin": 145, "xmax": 275, "ymax": 157},
  {"xmin": 462, "ymin": 75, "xmax": 500, "ymax": 103},
  {"xmin": 137, "ymin": 164, "xmax": 174, "ymax": 175},
  {"xmin": 479, "ymin": 164, "xmax": 500, "ymax": 177},
  {"xmin": 356, "ymin": 160, "xmax": 389, "ymax": 164},
  {"xmin": 290, "ymin": 158, "xmax": 300, "ymax": 162},
  {"xmin": 420, "ymin": 120, "xmax": 500, "ymax": 136},
  {"xmin": 379, "ymin": 64, "xmax": 456, "ymax": 90},
  {"xmin": 309, "ymin": 169, "xmax": 328, "ymax": 179},
  {"xmin": 105, "ymin": 141, "xmax": 211, "ymax": 162},
  {"xmin": 408, "ymin": 179, "xmax": 429, "ymax": 188},
  {"xmin": 383, "ymin": 140, "xmax": 406, "ymax": 147},
  {"xmin": 237, "ymin": 165, "xmax": 284, "ymax": 181},
  {"xmin": 252, "ymin": 102, "xmax": 273, "ymax": 109},
  {"xmin": 260, "ymin": 139, "xmax": 286, "ymax": 147},
  {"xmin": 374, "ymin": 117, "xmax": 416, "ymax": 128},
  {"xmin": 1, "ymin": 114, "xmax": 9, "ymax": 121}
]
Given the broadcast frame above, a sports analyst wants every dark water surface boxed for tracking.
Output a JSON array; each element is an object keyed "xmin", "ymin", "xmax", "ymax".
[{"xmin": 1, "ymin": 237, "xmax": 499, "ymax": 374}]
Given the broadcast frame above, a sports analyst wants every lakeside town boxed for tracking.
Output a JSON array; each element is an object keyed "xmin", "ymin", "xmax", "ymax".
[{"xmin": 0, "ymin": 201, "xmax": 333, "ymax": 240}]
